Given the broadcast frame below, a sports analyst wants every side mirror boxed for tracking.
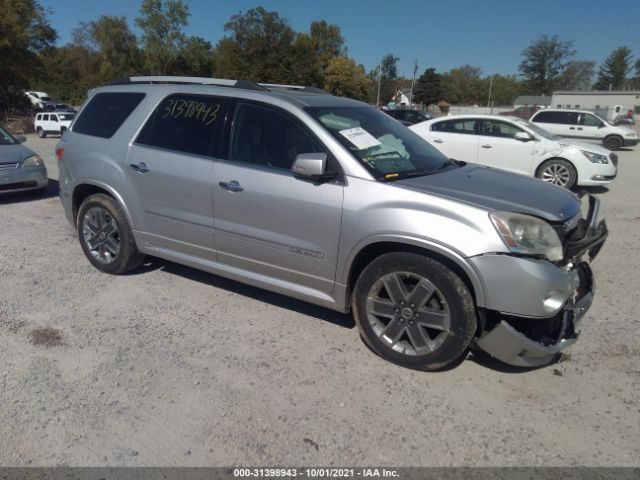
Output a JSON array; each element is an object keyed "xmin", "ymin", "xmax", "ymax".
[
  {"xmin": 15, "ymin": 135, "xmax": 27, "ymax": 143},
  {"xmin": 597, "ymin": 122, "xmax": 605, "ymax": 128},
  {"xmin": 514, "ymin": 131, "xmax": 534, "ymax": 142},
  {"xmin": 291, "ymin": 153, "xmax": 335, "ymax": 181}
]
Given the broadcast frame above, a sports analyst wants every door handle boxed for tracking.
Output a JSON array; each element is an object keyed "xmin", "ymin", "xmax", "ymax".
[
  {"xmin": 481, "ymin": 144, "xmax": 492, "ymax": 148},
  {"xmin": 569, "ymin": 127, "xmax": 576, "ymax": 130},
  {"xmin": 433, "ymin": 139, "xmax": 444, "ymax": 143},
  {"xmin": 218, "ymin": 180, "xmax": 244, "ymax": 192},
  {"xmin": 129, "ymin": 162, "xmax": 150, "ymax": 173},
  {"xmin": 577, "ymin": 127, "xmax": 583, "ymax": 130}
]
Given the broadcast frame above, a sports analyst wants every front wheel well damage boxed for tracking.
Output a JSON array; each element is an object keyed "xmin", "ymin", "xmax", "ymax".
[{"xmin": 346, "ymin": 241, "xmax": 478, "ymax": 313}]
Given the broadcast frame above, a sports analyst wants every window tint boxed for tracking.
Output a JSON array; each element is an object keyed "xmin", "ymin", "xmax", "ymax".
[
  {"xmin": 532, "ymin": 111, "xmax": 578, "ymax": 124},
  {"xmin": 136, "ymin": 94, "xmax": 227, "ymax": 157},
  {"xmin": 431, "ymin": 119, "xmax": 476, "ymax": 134},
  {"xmin": 580, "ymin": 113, "xmax": 601, "ymax": 126},
  {"xmin": 51, "ymin": 115, "xmax": 58, "ymax": 122},
  {"xmin": 43, "ymin": 114, "xmax": 49, "ymax": 121},
  {"xmin": 479, "ymin": 120, "xmax": 522, "ymax": 138},
  {"xmin": 73, "ymin": 92, "xmax": 145, "ymax": 138},
  {"xmin": 230, "ymin": 103, "xmax": 323, "ymax": 170}
]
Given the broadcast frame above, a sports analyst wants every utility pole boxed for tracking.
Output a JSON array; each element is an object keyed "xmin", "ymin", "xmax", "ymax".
[
  {"xmin": 376, "ymin": 63, "xmax": 382, "ymax": 107},
  {"xmin": 487, "ymin": 75, "xmax": 494, "ymax": 110},
  {"xmin": 409, "ymin": 60, "xmax": 418, "ymax": 108}
]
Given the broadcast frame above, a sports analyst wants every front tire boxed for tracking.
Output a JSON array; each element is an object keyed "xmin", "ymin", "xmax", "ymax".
[
  {"xmin": 36, "ymin": 127, "xmax": 46, "ymax": 138},
  {"xmin": 536, "ymin": 159, "xmax": 577, "ymax": 189},
  {"xmin": 77, "ymin": 194, "xmax": 145, "ymax": 274},
  {"xmin": 352, "ymin": 252, "xmax": 477, "ymax": 371},
  {"xmin": 604, "ymin": 135, "xmax": 622, "ymax": 151}
]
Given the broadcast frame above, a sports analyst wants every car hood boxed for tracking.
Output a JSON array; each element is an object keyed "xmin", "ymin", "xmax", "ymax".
[
  {"xmin": 0, "ymin": 144, "xmax": 36, "ymax": 164},
  {"xmin": 394, "ymin": 165, "xmax": 580, "ymax": 222},
  {"xmin": 554, "ymin": 138, "xmax": 611, "ymax": 155}
]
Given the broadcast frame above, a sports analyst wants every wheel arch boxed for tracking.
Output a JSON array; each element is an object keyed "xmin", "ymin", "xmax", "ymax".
[
  {"xmin": 72, "ymin": 181, "xmax": 133, "ymax": 228},
  {"xmin": 343, "ymin": 237, "xmax": 486, "ymax": 310},
  {"xmin": 603, "ymin": 134, "xmax": 623, "ymax": 148}
]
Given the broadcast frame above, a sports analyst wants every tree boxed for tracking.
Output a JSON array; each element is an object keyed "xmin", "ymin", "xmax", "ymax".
[
  {"xmin": 135, "ymin": 0, "xmax": 190, "ymax": 75},
  {"xmin": 558, "ymin": 60, "xmax": 596, "ymax": 90},
  {"xmin": 440, "ymin": 65, "xmax": 484, "ymax": 104},
  {"xmin": 593, "ymin": 47, "xmax": 633, "ymax": 90},
  {"xmin": 78, "ymin": 16, "xmax": 141, "ymax": 80},
  {"xmin": 309, "ymin": 20, "xmax": 346, "ymax": 77},
  {"xmin": 0, "ymin": 0, "xmax": 56, "ymax": 111},
  {"xmin": 519, "ymin": 35, "xmax": 575, "ymax": 94},
  {"xmin": 634, "ymin": 59, "xmax": 640, "ymax": 89},
  {"xmin": 214, "ymin": 7, "xmax": 300, "ymax": 83},
  {"xmin": 323, "ymin": 56, "xmax": 371, "ymax": 100},
  {"xmin": 175, "ymin": 36, "xmax": 215, "ymax": 76},
  {"xmin": 371, "ymin": 53, "xmax": 399, "ymax": 104},
  {"xmin": 413, "ymin": 68, "xmax": 441, "ymax": 105},
  {"xmin": 487, "ymin": 74, "xmax": 523, "ymax": 106}
]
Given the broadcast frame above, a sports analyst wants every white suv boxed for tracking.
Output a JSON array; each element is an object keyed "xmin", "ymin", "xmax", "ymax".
[
  {"xmin": 530, "ymin": 109, "xmax": 638, "ymax": 151},
  {"xmin": 410, "ymin": 115, "xmax": 617, "ymax": 189},
  {"xmin": 35, "ymin": 112, "xmax": 75, "ymax": 138},
  {"xmin": 25, "ymin": 91, "xmax": 55, "ymax": 110}
]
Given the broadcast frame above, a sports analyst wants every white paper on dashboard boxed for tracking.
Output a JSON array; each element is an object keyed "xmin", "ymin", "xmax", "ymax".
[{"xmin": 339, "ymin": 127, "xmax": 381, "ymax": 150}]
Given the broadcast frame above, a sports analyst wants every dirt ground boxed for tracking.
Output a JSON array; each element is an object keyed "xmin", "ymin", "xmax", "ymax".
[{"xmin": 0, "ymin": 134, "xmax": 638, "ymax": 467}]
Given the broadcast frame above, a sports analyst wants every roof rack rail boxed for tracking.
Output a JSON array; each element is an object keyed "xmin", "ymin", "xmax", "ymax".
[
  {"xmin": 108, "ymin": 76, "xmax": 268, "ymax": 92},
  {"xmin": 108, "ymin": 76, "xmax": 328, "ymax": 94},
  {"xmin": 258, "ymin": 83, "xmax": 329, "ymax": 94}
]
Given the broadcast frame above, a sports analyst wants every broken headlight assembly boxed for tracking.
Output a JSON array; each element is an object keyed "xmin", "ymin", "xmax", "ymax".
[{"xmin": 489, "ymin": 211, "xmax": 563, "ymax": 262}]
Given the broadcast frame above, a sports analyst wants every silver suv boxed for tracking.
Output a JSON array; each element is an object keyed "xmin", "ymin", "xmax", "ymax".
[{"xmin": 57, "ymin": 76, "xmax": 608, "ymax": 370}]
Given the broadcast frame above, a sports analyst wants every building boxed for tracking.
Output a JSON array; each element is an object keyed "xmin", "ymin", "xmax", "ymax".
[
  {"xmin": 551, "ymin": 90, "xmax": 640, "ymax": 120},
  {"xmin": 513, "ymin": 95, "xmax": 552, "ymax": 108},
  {"xmin": 392, "ymin": 88, "xmax": 412, "ymax": 107}
]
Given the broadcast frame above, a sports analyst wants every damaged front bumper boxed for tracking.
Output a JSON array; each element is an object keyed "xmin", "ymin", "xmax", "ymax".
[{"xmin": 472, "ymin": 194, "xmax": 606, "ymax": 367}]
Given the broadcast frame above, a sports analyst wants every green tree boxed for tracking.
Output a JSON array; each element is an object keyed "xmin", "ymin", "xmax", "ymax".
[
  {"xmin": 634, "ymin": 59, "xmax": 640, "ymax": 89},
  {"xmin": 558, "ymin": 60, "xmax": 596, "ymax": 90},
  {"xmin": 593, "ymin": 47, "xmax": 634, "ymax": 90},
  {"xmin": 36, "ymin": 45, "xmax": 97, "ymax": 105},
  {"xmin": 371, "ymin": 53, "xmax": 399, "ymax": 104},
  {"xmin": 519, "ymin": 35, "xmax": 575, "ymax": 94},
  {"xmin": 323, "ymin": 56, "xmax": 371, "ymax": 100},
  {"xmin": 135, "ymin": 0, "xmax": 190, "ymax": 75},
  {"xmin": 0, "ymin": 0, "xmax": 56, "ymax": 111},
  {"xmin": 440, "ymin": 65, "xmax": 484, "ymax": 104},
  {"xmin": 214, "ymin": 7, "xmax": 299, "ymax": 83},
  {"xmin": 175, "ymin": 36, "xmax": 215, "ymax": 76},
  {"xmin": 413, "ymin": 68, "xmax": 441, "ymax": 105},
  {"xmin": 309, "ymin": 20, "xmax": 345, "ymax": 77},
  {"xmin": 77, "ymin": 16, "xmax": 140, "ymax": 81},
  {"xmin": 488, "ymin": 74, "xmax": 522, "ymax": 105}
]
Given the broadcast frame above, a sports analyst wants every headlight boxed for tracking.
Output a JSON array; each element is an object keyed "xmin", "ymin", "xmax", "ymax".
[
  {"xmin": 489, "ymin": 211, "xmax": 563, "ymax": 262},
  {"xmin": 625, "ymin": 132, "xmax": 637, "ymax": 138},
  {"xmin": 22, "ymin": 155, "xmax": 43, "ymax": 167},
  {"xmin": 581, "ymin": 150, "xmax": 608, "ymax": 164}
]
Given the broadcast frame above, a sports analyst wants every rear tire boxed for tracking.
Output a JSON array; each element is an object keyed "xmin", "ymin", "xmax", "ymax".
[
  {"xmin": 352, "ymin": 252, "xmax": 476, "ymax": 371},
  {"xmin": 536, "ymin": 158, "xmax": 577, "ymax": 189},
  {"xmin": 36, "ymin": 127, "xmax": 46, "ymax": 138},
  {"xmin": 77, "ymin": 194, "xmax": 145, "ymax": 274},
  {"xmin": 603, "ymin": 135, "xmax": 622, "ymax": 151}
]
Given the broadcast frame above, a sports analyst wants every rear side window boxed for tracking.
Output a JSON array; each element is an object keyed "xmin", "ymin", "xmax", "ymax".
[
  {"xmin": 531, "ymin": 111, "xmax": 554, "ymax": 123},
  {"xmin": 73, "ymin": 92, "xmax": 145, "ymax": 138},
  {"xmin": 432, "ymin": 119, "xmax": 476, "ymax": 134},
  {"xmin": 135, "ymin": 94, "xmax": 228, "ymax": 157}
]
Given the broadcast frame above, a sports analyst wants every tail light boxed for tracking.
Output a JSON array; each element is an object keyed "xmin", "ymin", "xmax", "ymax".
[{"xmin": 55, "ymin": 147, "xmax": 64, "ymax": 161}]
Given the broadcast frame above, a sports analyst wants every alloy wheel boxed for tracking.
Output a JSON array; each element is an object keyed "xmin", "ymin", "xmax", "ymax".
[
  {"xmin": 81, "ymin": 206, "xmax": 121, "ymax": 264},
  {"xmin": 365, "ymin": 272, "xmax": 451, "ymax": 356},
  {"xmin": 541, "ymin": 163, "xmax": 571, "ymax": 187}
]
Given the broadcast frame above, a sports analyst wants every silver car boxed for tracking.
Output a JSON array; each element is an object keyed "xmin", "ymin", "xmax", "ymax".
[
  {"xmin": 57, "ymin": 76, "xmax": 607, "ymax": 370},
  {"xmin": 0, "ymin": 126, "xmax": 48, "ymax": 194}
]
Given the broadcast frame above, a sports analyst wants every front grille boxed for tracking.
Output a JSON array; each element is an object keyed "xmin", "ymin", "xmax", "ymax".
[
  {"xmin": 562, "ymin": 213, "xmax": 581, "ymax": 232},
  {"xmin": 0, "ymin": 162, "xmax": 19, "ymax": 172},
  {"xmin": 609, "ymin": 153, "xmax": 618, "ymax": 167}
]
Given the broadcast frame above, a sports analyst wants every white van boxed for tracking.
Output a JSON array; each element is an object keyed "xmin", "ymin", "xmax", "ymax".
[
  {"xmin": 529, "ymin": 109, "xmax": 638, "ymax": 151},
  {"xmin": 34, "ymin": 112, "xmax": 75, "ymax": 138}
]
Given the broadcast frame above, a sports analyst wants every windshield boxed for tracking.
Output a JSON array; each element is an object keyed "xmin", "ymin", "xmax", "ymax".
[
  {"xmin": 591, "ymin": 112, "xmax": 610, "ymax": 125},
  {"xmin": 42, "ymin": 96, "xmax": 53, "ymax": 102},
  {"xmin": 307, "ymin": 106, "xmax": 451, "ymax": 180},
  {"xmin": 58, "ymin": 113, "xmax": 75, "ymax": 120},
  {"xmin": 517, "ymin": 119, "xmax": 562, "ymax": 140},
  {"xmin": 0, "ymin": 127, "xmax": 17, "ymax": 145}
]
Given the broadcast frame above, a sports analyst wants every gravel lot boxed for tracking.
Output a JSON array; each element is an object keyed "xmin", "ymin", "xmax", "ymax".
[{"xmin": 1, "ymin": 134, "xmax": 638, "ymax": 467}]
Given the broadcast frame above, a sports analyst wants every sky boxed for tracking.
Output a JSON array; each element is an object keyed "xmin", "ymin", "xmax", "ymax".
[{"xmin": 39, "ymin": 0, "xmax": 640, "ymax": 78}]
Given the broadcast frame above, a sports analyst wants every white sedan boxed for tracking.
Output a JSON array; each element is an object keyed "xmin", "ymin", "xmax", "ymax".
[{"xmin": 410, "ymin": 115, "xmax": 617, "ymax": 189}]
